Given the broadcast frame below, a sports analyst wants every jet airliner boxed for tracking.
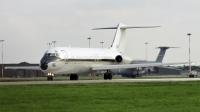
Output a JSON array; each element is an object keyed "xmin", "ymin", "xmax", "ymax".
[{"xmin": 5, "ymin": 23, "xmax": 189, "ymax": 80}]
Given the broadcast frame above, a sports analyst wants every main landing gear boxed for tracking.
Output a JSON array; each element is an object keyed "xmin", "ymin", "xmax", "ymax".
[
  {"xmin": 131, "ymin": 69, "xmax": 139, "ymax": 78},
  {"xmin": 104, "ymin": 71, "xmax": 113, "ymax": 80},
  {"xmin": 70, "ymin": 74, "xmax": 78, "ymax": 80}
]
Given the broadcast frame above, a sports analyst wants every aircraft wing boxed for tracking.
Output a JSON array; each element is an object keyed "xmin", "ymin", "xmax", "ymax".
[
  {"xmin": 92, "ymin": 62, "xmax": 189, "ymax": 70},
  {"xmin": 5, "ymin": 66, "xmax": 41, "ymax": 70}
]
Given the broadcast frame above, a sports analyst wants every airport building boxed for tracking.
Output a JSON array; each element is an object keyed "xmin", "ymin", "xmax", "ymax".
[
  {"xmin": 157, "ymin": 67, "xmax": 182, "ymax": 75},
  {"xmin": 158, "ymin": 66, "xmax": 200, "ymax": 75},
  {"xmin": 0, "ymin": 63, "xmax": 45, "ymax": 77}
]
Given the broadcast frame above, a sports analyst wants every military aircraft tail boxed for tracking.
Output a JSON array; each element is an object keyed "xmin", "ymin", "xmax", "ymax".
[{"xmin": 156, "ymin": 46, "xmax": 179, "ymax": 62}]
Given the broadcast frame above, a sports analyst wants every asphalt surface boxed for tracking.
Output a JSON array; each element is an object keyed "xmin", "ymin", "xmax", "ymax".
[{"xmin": 0, "ymin": 78, "xmax": 200, "ymax": 85}]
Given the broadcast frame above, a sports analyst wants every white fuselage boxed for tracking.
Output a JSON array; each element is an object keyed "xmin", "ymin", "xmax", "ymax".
[{"xmin": 40, "ymin": 47, "xmax": 132, "ymax": 74}]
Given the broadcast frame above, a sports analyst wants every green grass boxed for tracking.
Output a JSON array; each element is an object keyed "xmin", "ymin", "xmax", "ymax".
[{"xmin": 1, "ymin": 81, "xmax": 200, "ymax": 112}]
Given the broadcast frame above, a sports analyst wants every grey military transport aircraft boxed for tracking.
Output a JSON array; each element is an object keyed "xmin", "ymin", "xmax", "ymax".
[{"xmin": 112, "ymin": 46, "xmax": 179, "ymax": 77}]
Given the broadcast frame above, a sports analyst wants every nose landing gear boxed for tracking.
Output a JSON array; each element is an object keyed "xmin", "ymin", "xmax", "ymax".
[{"xmin": 47, "ymin": 73, "xmax": 53, "ymax": 81}]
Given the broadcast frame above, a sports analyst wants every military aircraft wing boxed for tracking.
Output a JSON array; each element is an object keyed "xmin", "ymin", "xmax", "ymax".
[
  {"xmin": 5, "ymin": 66, "xmax": 41, "ymax": 70},
  {"xmin": 92, "ymin": 62, "xmax": 189, "ymax": 70}
]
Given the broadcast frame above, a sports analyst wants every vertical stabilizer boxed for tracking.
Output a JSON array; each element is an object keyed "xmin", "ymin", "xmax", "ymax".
[
  {"xmin": 156, "ymin": 46, "xmax": 179, "ymax": 62},
  {"xmin": 110, "ymin": 23, "xmax": 126, "ymax": 53},
  {"xmin": 92, "ymin": 23, "xmax": 160, "ymax": 53}
]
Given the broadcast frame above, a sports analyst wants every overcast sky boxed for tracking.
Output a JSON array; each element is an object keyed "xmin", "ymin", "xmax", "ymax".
[{"xmin": 0, "ymin": 0, "xmax": 200, "ymax": 65}]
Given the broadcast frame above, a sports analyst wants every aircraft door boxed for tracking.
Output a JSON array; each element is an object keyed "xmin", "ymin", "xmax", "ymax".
[{"xmin": 61, "ymin": 50, "xmax": 68, "ymax": 64}]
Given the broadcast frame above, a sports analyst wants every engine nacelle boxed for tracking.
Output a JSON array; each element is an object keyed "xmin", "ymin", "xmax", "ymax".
[{"xmin": 115, "ymin": 55, "xmax": 123, "ymax": 63}]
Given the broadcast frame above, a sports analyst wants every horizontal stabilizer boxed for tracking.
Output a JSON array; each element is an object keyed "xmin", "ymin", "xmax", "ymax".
[
  {"xmin": 92, "ymin": 26, "xmax": 160, "ymax": 30},
  {"xmin": 120, "ymin": 26, "xmax": 160, "ymax": 29},
  {"xmin": 92, "ymin": 27, "xmax": 118, "ymax": 30},
  {"xmin": 92, "ymin": 23, "xmax": 160, "ymax": 53},
  {"xmin": 156, "ymin": 46, "xmax": 179, "ymax": 49}
]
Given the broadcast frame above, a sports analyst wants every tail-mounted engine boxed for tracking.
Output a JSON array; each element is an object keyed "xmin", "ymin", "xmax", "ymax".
[{"xmin": 115, "ymin": 55, "xmax": 123, "ymax": 63}]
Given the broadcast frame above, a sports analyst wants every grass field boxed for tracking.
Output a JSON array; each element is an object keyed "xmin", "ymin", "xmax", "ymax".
[{"xmin": 0, "ymin": 81, "xmax": 200, "ymax": 112}]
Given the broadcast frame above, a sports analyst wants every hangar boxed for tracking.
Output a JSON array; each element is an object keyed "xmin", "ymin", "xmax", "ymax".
[{"xmin": 0, "ymin": 62, "xmax": 45, "ymax": 77}]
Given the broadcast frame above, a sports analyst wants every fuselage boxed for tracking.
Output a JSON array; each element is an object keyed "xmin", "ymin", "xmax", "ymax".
[{"xmin": 40, "ymin": 47, "xmax": 132, "ymax": 74}]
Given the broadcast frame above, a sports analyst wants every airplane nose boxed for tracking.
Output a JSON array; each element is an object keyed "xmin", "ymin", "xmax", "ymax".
[{"xmin": 40, "ymin": 61, "xmax": 48, "ymax": 70}]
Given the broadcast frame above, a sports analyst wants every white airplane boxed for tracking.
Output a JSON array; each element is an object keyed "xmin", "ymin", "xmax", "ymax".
[{"xmin": 5, "ymin": 23, "xmax": 189, "ymax": 80}]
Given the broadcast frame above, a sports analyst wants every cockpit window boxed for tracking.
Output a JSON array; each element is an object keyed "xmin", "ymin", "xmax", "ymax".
[
  {"xmin": 45, "ymin": 53, "xmax": 56, "ymax": 56},
  {"xmin": 44, "ymin": 50, "xmax": 60, "ymax": 57},
  {"xmin": 51, "ymin": 53, "xmax": 56, "ymax": 56}
]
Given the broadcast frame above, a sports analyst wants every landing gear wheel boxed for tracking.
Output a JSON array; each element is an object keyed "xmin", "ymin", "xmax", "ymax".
[
  {"xmin": 104, "ymin": 73, "xmax": 108, "ymax": 80},
  {"xmin": 50, "ymin": 76, "xmax": 53, "ymax": 81},
  {"xmin": 47, "ymin": 75, "xmax": 53, "ymax": 81},
  {"xmin": 131, "ymin": 74, "xmax": 136, "ymax": 78},
  {"xmin": 108, "ymin": 73, "xmax": 112, "ymax": 80},
  {"xmin": 104, "ymin": 73, "xmax": 112, "ymax": 80},
  {"xmin": 70, "ymin": 74, "xmax": 73, "ymax": 80},
  {"xmin": 47, "ymin": 76, "xmax": 50, "ymax": 81},
  {"xmin": 74, "ymin": 74, "xmax": 78, "ymax": 80},
  {"xmin": 70, "ymin": 74, "xmax": 79, "ymax": 80}
]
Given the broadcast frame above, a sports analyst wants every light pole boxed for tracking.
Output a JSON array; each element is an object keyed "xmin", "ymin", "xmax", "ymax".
[
  {"xmin": 52, "ymin": 41, "xmax": 56, "ymax": 47},
  {"xmin": 47, "ymin": 43, "xmax": 52, "ymax": 49},
  {"xmin": 187, "ymin": 33, "xmax": 191, "ymax": 75},
  {"xmin": 100, "ymin": 41, "xmax": 104, "ymax": 48},
  {"xmin": 87, "ymin": 37, "xmax": 91, "ymax": 48},
  {"xmin": 145, "ymin": 42, "xmax": 148, "ymax": 61},
  {"xmin": 0, "ymin": 40, "xmax": 4, "ymax": 77}
]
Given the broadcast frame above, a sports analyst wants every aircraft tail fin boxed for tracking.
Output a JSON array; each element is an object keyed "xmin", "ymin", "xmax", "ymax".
[
  {"xmin": 93, "ymin": 23, "xmax": 160, "ymax": 53},
  {"xmin": 155, "ymin": 46, "xmax": 179, "ymax": 62}
]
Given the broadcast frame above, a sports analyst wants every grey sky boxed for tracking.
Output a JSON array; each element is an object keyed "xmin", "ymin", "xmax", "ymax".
[{"xmin": 0, "ymin": 0, "xmax": 200, "ymax": 64}]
